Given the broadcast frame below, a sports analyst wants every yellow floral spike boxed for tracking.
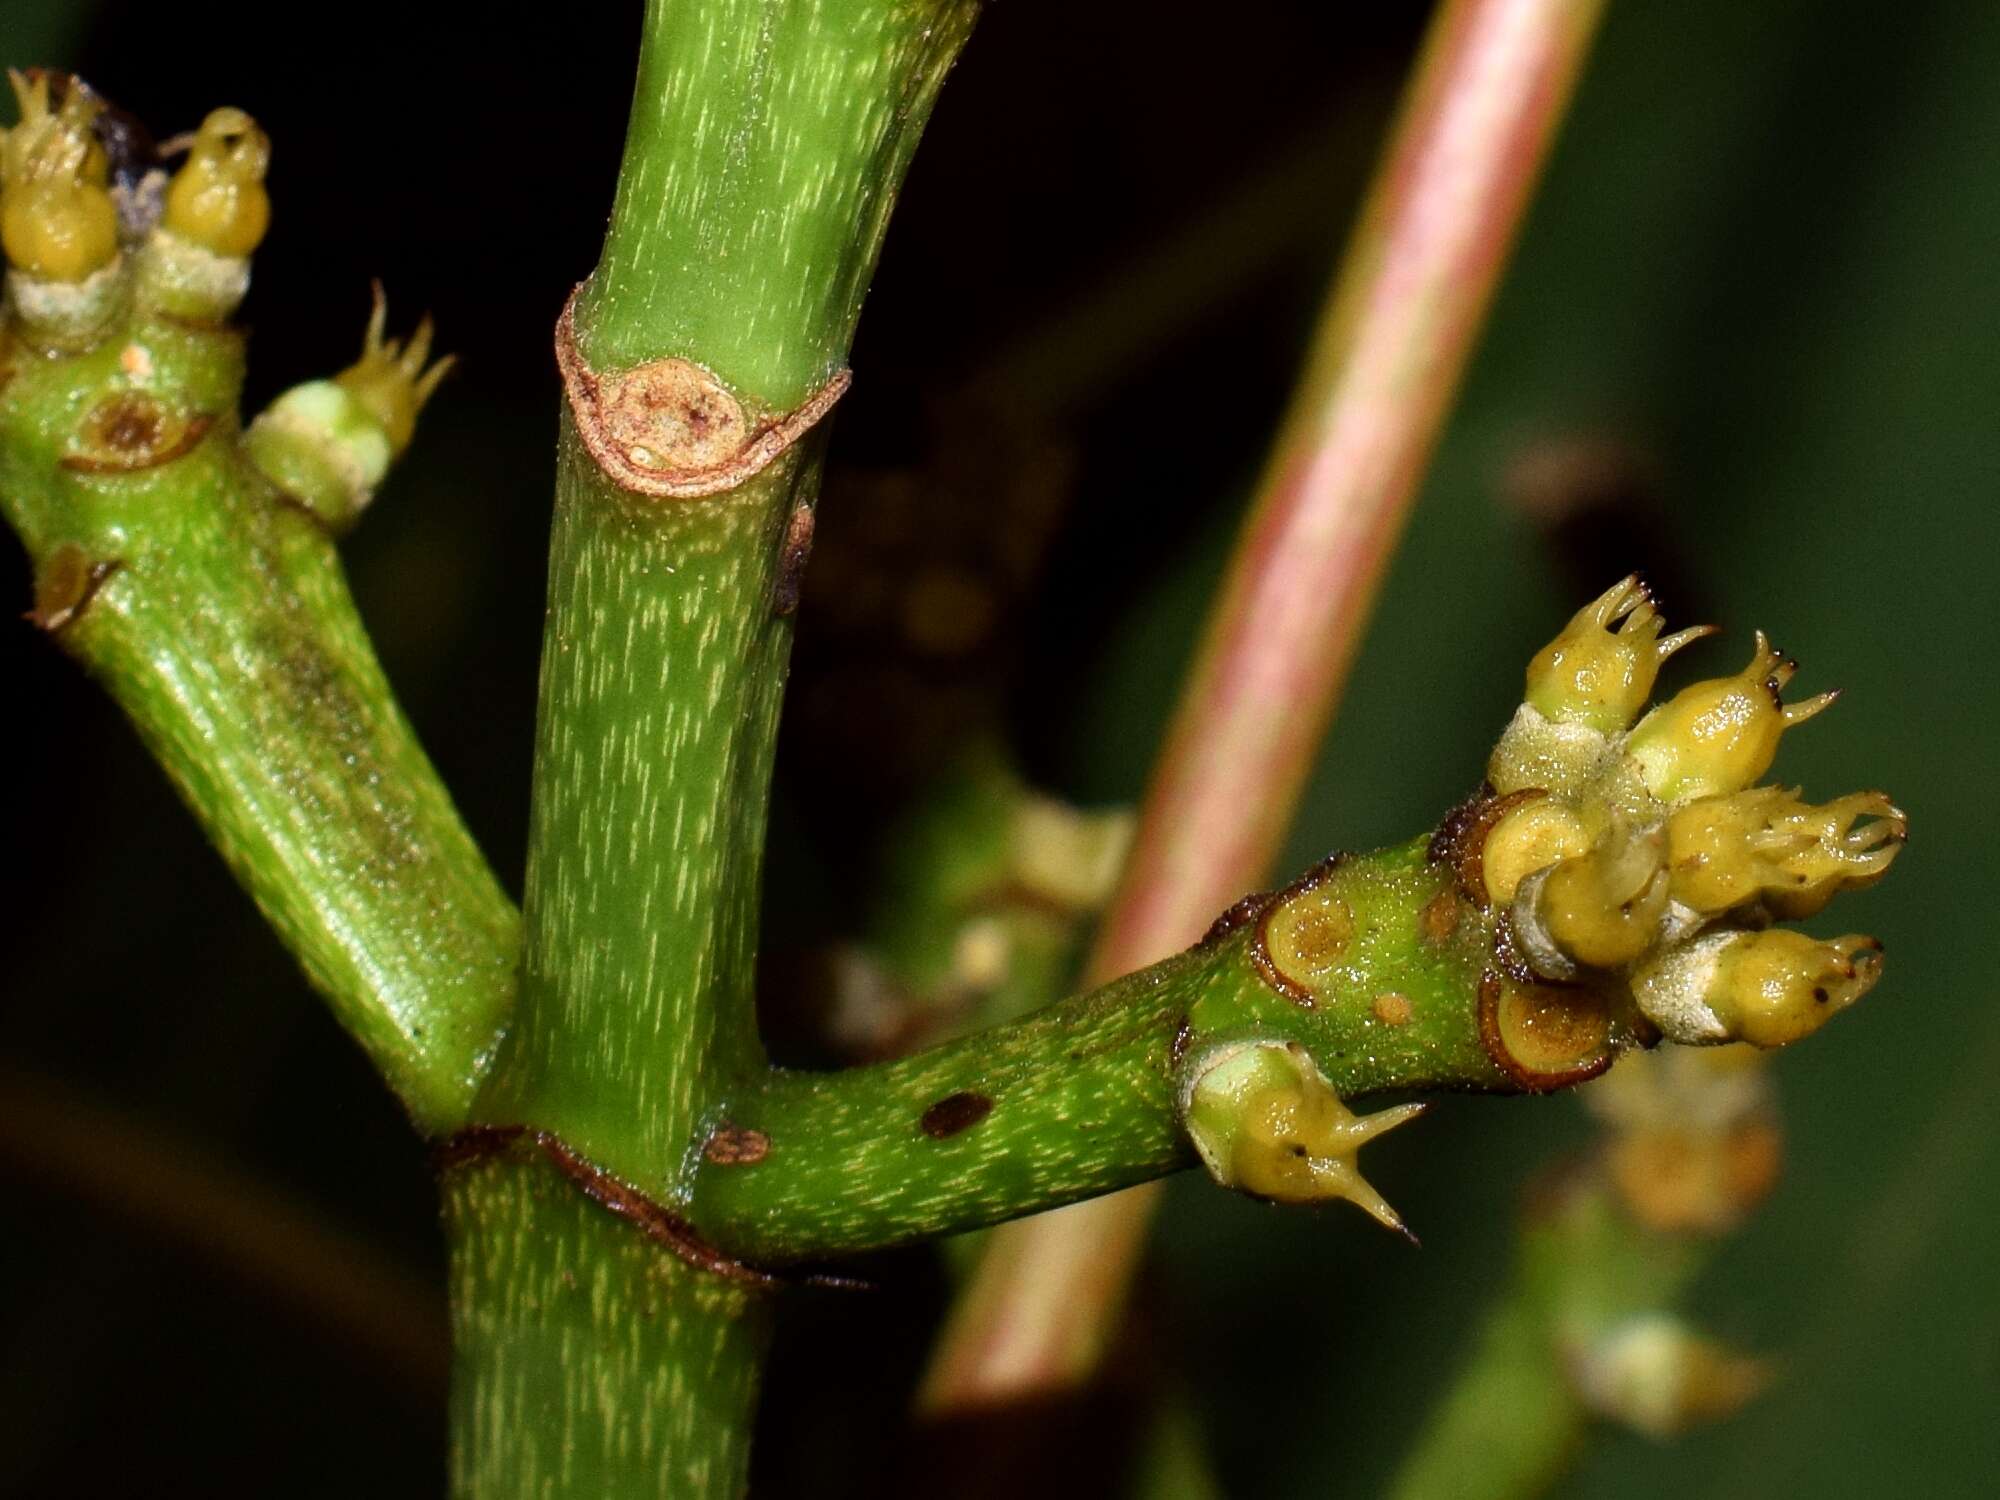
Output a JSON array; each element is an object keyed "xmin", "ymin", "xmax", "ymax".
[
  {"xmin": 162, "ymin": 107, "xmax": 271, "ymax": 258},
  {"xmin": 1524, "ymin": 575, "xmax": 1717, "ymax": 733},
  {"xmin": 334, "ymin": 281, "xmax": 457, "ymax": 455},
  {"xmin": 1633, "ymin": 928, "xmax": 1883, "ymax": 1047},
  {"xmin": 1181, "ymin": 1041, "xmax": 1425, "ymax": 1237},
  {"xmin": 1521, "ymin": 820, "xmax": 1670, "ymax": 971},
  {"xmin": 0, "ymin": 69, "xmax": 119, "ymax": 282},
  {"xmin": 1667, "ymin": 786, "xmax": 1907, "ymax": 917},
  {"xmin": 1623, "ymin": 631, "xmax": 1836, "ymax": 804}
]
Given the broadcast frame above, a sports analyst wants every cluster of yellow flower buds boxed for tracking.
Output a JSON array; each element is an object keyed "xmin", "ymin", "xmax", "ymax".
[
  {"xmin": 2, "ymin": 73, "xmax": 274, "ymax": 339},
  {"xmin": 1484, "ymin": 577, "xmax": 1904, "ymax": 1048}
]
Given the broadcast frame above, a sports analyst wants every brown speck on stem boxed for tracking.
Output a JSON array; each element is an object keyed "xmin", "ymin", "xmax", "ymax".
[
  {"xmin": 920, "ymin": 1091, "xmax": 994, "ymax": 1140},
  {"xmin": 27, "ymin": 545, "xmax": 122, "ymax": 633},
  {"xmin": 61, "ymin": 393, "xmax": 211, "ymax": 473},
  {"xmin": 702, "ymin": 1125, "xmax": 771, "ymax": 1166},
  {"xmin": 1419, "ymin": 887, "xmax": 1462, "ymax": 945},
  {"xmin": 771, "ymin": 504, "xmax": 815, "ymax": 618},
  {"xmin": 1372, "ymin": 992, "xmax": 1414, "ymax": 1026}
]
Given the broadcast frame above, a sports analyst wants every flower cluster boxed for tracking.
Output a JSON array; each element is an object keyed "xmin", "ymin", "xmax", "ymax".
[
  {"xmin": 1, "ymin": 74, "xmax": 273, "ymax": 341},
  {"xmin": 1485, "ymin": 577, "xmax": 1904, "ymax": 1047}
]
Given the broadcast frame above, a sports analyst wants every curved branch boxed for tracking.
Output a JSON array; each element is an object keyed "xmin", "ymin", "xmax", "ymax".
[{"xmin": 0, "ymin": 312, "xmax": 519, "ymax": 1135}]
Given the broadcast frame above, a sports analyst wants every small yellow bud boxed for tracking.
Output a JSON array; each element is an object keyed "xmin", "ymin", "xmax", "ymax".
[
  {"xmin": 1634, "ymin": 929, "xmax": 1883, "ymax": 1047},
  {"xmin": 162, "ymin": 107, "xmax": 270, "ymax": 258},
  {"xmin": 1520, "ymin": 822, "xmax": 1669, "ymax": 972},
  {"xmin": 1623, "ymin": 632, "xmax": 1837, "ymax": 804},
  {"xmin": 1571, "ymin": 1314, "xmax": 1772, "ymax": 1438},
  {"xmin": 334, "ymin": 281, "xmax": 455, "ymax": 455},
  {"xmin": 1480, "ymin": 795, "xmax": 1592, "ymax": 905},
  {"xmin": 0, "ymin": 70, "xmax": 119, "ymax": 283},
  {"xmin": 1007, "ymin": 795, "xmax": 1134, "ymax": 911},
  {"xmin": 1524, "ymin": 575, "xmax": 1715, "ymax": 732},
  {"xmin": 1667, "ymin": 786, "xmax": 1907, "ymax": 917},
  {"xmin": 1180, "ymin": 1040, "xmax": 1424, "ymax": 1236}
]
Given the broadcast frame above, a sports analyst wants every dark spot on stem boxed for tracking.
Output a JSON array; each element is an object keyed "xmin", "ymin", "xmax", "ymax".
[
  {"xmin": 702, "ymin": 1123, "xmax": 771, "ymax": 1165},
  {"xmin": 921, "ymin": 1091, "xmax": 993, "ymax": 1139},
  {"xmin": 26, "ymin": 546, "xmax": 122, "ymax": 633},
  {"xmin": 1170, "ymin": 1016, "xmax": 1195, "ymax": 1068},
  {"xmin": 772, "ymin": 503, "xmax": 816, "ymax": 616},
  {"xmin": 62, "ymin": 395, "xmax": 211, "ymax": 473},
  {"xmin": 1419, "ymin": 887, "xmax": 1462, "ymax": 945}
]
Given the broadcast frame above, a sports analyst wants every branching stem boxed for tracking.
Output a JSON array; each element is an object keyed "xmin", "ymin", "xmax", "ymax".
[{"xmin": 924, "ymin": 0, "xmax": 1612, "ymax": 1413}]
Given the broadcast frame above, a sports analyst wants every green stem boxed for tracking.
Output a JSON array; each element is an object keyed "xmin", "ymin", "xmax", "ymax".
[
  {"xmin": 580, "ymin": 0, "xmax": 979, "ymax": 402},
  {"xmin": 0, "ymin": 318, "xmax": 518, "ymax": 1134},
  {"xmin": 1384, "ymin": 1285, "xmax": 1585, "ymax": 1500},
  {"xmin": 467, "ymin": 449, "xmax": 803, "ymax": 1187},
  {"xmin": 446, "ymin": 1151, "xmax": 773, "ymax": 1500},
  {"xmin": 445, "ymin": 2, "xmax": 980, "ymax": 1493},
  {"xmin": 690, "ymin": 837, "xmax": 1523, "ymax": 1263}
]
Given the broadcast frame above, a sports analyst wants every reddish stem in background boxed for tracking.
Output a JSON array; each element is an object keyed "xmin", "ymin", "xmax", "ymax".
[{"xmin": 921, "ymin": 0, "xmax": 1611, "ymax": 1412}]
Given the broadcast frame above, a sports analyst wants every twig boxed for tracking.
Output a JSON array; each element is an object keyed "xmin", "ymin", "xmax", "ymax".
[{"xmin": 920, "ymin": 0, "xmax": 1611, "ymax": 1413}]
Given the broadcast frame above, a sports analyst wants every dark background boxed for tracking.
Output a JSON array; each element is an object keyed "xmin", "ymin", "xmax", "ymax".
[{"xmin": 3, "ymin": 1, "xmax": 1997, "ymax": 1495}]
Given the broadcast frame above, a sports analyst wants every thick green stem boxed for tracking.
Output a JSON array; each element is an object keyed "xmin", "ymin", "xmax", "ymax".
[
  {"xmin": 580, "ymin": 0, "xmax": 979, "ymax": 402},
  {"xmin": 467, "ymin": 446, "xmax": 804, "ymax": 1184},
  {"xmin": 0, "ymin": 318, "xmax": 518, "ymax": 1134},
  {"xmin": 445, "ymin": 2, "xmax": 980, "ymax": 1493},
  {"xmin": 446, "ymin": 1152, "xmax": 773, "ymax": 1500}
]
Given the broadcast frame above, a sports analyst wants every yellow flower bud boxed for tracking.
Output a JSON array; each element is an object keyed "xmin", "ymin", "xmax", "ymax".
[
  {"xmin": 1520, "ymin": 821, "xmax": 1669, "ymax": 972},
  {"xmin": 244, "ymin": 286, "xmax": 456, "ymax": 529},
  {"xmin": 1571, "ymin": 1314, "xmax": 1772, "ymax": 1438},
  {"xmin": 1634, "ymin": 929, "xmax": 1883, "ymax": 1048},
  {"xmin": 0, "ymin": 70, "xmax": 119, "ymax": 283},
  {"xmin": 162, "ymin": 107, "xmax": 271, "ymax": 258},
  {"xmin": 1524, "ymin": 575, "xmax": 1715, "ymax": 733},
  {"xmin": 1623, "ymin": 632, "xmax": 1837, "ymax": 804},
  {"xmin": 1667, "ymin": 786, "xmax": 1907, "ymax": 917},
  {"xmin": 334, "ymin": 281, "xmax": 455, "ymax": 456},
  {"xmin": 1179, "ymin": 1041, "xmax": 1424, "ymax": 1235}
]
